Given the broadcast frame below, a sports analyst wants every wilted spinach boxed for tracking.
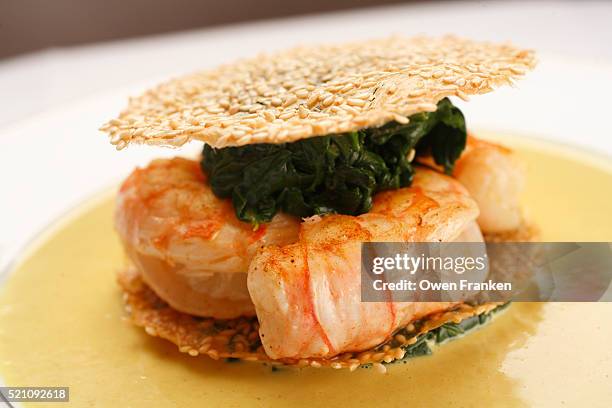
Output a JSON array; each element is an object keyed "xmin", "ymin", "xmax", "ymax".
[{"xmin": 201, "ymin": 98, "xmax": 466, "ymax": 225}]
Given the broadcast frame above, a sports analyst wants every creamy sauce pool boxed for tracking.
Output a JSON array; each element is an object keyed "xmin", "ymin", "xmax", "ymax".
[{"xmin": 1, "ymin": 134, "xmax": 611, "ymax": 407}]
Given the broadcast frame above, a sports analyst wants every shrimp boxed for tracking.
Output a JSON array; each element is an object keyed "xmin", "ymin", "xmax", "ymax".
[
  {"xmin": 453, "ymin": 220, "xmax": 484, "ymax": 242},
  {"xmin": 247, "ymin": 167, "xmax": 479, "ymax": 360},
  {"xmin": 418, "ymin": 135, "xmax": 525, "ymax": 233},
  {"xmin": 115, "ymin": 157, "xmax": 300, "ymax": 319}
]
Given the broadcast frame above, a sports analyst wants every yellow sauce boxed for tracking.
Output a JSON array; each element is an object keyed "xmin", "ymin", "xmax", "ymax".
[{"xmin": 1, "ymin": 134, "xmax": 611, "ymax": 407}]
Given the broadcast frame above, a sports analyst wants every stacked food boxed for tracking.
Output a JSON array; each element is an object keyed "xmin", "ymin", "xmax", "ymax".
[{"xmin": 101, "ymin": 35, "xmax": 536, "ymax": 371}]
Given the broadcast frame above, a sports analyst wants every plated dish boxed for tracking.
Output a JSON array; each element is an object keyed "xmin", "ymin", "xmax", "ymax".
[
  {"xmin": 99, "ymin": 35, "xmax": 539, "ymax": 369},
  {"xmin": 1, "ymin": 134, "xmax": 611, "ymax": 407},
  {"xmin": 0, "ymin": 135, "xmax": 612, "ymax": 407},
  {"xmin": 1, "ymin": 26, "xmax": 612, "ymax": 406}
]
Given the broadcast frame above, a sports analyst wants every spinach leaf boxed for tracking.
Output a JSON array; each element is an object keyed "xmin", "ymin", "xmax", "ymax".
[
  {"xmin": 414, "ymin": 97, "xmax": 467, "ymax": 174},
  {"xmin": 392, "ymin": 303, "xmax": 510, "ymax": 366},
  {"xmin": 201, "ymin": 98, "xmax": 466, "ymax": 225},
  {"xmin": 402, "ymin": 334, "xmax": 433, "ymax": 358}
]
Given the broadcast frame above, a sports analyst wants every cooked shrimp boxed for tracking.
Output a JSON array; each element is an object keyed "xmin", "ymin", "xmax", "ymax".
[
  {"xmin": 453, "ymin": 220, "xmax": 484, "ymax": 242},
  {"xmin": 418, "ymin": 135, "xmax": 525, "ymax": 233},
  {"xmin": 247, "ymin": 167, "xmax": 479, "ymax": 359},
  {"xmin": 115, "ymin": 157, "xmax": 300, "ymax": 319}
]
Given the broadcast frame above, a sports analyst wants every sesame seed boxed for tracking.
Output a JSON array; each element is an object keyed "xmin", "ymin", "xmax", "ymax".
[
  {"xmin": 322, "ymin": 95, "xmax": 334, "ymax": 107},
  {"xmin": 347, "ymin": 98, "xmax": 366, "ymax": 107},
  {"xmin": 408, "ymin": 89, "xmax": 426, "ymax": 97},
  {"xmin": 372, "ymin": 352, "xmax": 384, "ymax": 361},
  {"xmin": 510, "ymin": 65, "xmax": 527, "ymax": 75},
  {"xmin": 298, "ymin": 105, "xmax": 309, "ymax": 119},
  {"xmin": 373, "ymin": 363, "xmax": 387, "ymax": 374},
  {"xmin": 407, "ymin": 148, "xmax": 416, "ymax": 162},
  {"xmin": 305, "ymin": 93, "xmax": 319, "ymax": 107},
  {"xmin": 359, "ymin": 352, "xmax": 372, "ymax": 363},
  {"xmin": 470, "ymin": 77, "xmax": 483, "ymax": 87},
  {"xmin": 283, "ymin": 95, "xmax": 298, "ymax": 107},
  {"xmin": 392, "ymin": 114, "xmax": 409, "ymax": 124}
]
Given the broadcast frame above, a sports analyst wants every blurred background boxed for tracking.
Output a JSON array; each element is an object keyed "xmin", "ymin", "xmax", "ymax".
[
  {"xmin": 2, "ymin": 0, "xmax": 417, "ymax": 59},
  {"xmin": 3, "ymin": 0, "xmax": 609, "ymax": 59}
]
